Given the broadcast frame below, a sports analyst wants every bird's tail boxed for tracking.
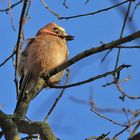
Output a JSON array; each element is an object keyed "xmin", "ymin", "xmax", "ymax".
[
  {"xmin": 14, "ymin": 72, "xmax": 45, "ymax": 118},
  {"xmin": 14, "ymin": 72, "xmax": 32, "ymax": 117}
]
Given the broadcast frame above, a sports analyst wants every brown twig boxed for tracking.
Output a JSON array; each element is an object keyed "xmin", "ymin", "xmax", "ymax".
[
  {"xmin": 102, "ymin": 75, "xmax": 130, "ymax": 87},
  {"xmin": 69, "ymin": 96, "xmax": 140, "ymax": 115},
  {"xmin": 116, "ymin": 82, "xmax": 140, "ymax": 101},
  {"xmin": 48, "ymin": 64, "xmax": 130, "ymax": 89},
  {"xmin": 128, "ymin": 109, "xmax": 140, "ymax": 123},
  {"xmin": 123, "ymin": 108, "xmax": 132, "ymax": 134},
  {"xmin": 90, "ymin": 98, "xmax": 128, "ymax": 127},
  {"xmin": 8, "ymin": 0, "xmax": 16, "ymax": 31},
  {"xmin": 40, "ymin": 0, "xmax": 61, "ymax": 18},
  {"xmin": 59, "ymin": 0, "xmax": 132, "ymax": 20},
  {"xmin": 45, "ymin": 69, "xmax": 70, "ymax": 120}
]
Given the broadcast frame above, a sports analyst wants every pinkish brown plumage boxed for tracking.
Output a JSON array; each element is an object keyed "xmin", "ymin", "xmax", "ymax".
[{"xmin": 14, "ymin": 23, "xmax": 74, "ymax": 114}]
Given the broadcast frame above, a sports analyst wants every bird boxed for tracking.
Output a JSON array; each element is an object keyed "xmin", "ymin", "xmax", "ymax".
[{"xmin": 14, "ymin": 22, "xmax": 74, "ymax": 117}]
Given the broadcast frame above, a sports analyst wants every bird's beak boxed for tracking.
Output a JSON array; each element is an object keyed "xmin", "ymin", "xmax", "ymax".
[{"xmin": 65, "ymin": 35, "xmax": 74, "ymax": 41}]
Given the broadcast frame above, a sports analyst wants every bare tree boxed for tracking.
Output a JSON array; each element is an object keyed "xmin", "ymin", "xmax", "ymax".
[{"xmin": 0, "ymin": 0, "xmax": 140, "ymax": 140}]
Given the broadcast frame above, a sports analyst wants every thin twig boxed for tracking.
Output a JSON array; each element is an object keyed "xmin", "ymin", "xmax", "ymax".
[
  {"xmin": 101, "ymin": 0, "xmax": 133, "ymax": 63},
  {"xmin": 112, "ymin": 119, "xmax": 140, "ymax": 138},
  {"xmin": 84, "ymin": 0, "xmax": 91, "ymax": 4},
  {"xmin": 102, "ymin": 80, "xmax": 116, "ymax": 87},
  {"xmin": 102, "ymin": 75, "xmax": 130, "ymax": 87},
  {"xmin": 131, "ymin": 121, "xmax": 140, "ymax": 136},
  {"xmin": 115, "ymin": 0, "xmax": 133, "ymax": 69},
  {"xmin": 0, "ymin": 51, "xmax": 15, "ymax": 67},
  {"xmin": 0, "ymin": 0, "xmax": 24, "ymax": 12},
  {"xmin": 25, "ymin": 0, "xmax": 32, "ymax": 21},
  {"xmin": 116, "ymin": 45, "xmax": 140, "ymax": 48},
  {"xmin": 128, "ymin": 110, "xmax": 140, "ymax": 123},
  {"xmin": 69, "ymin": 96, "xmax": 137, "ymax": 114},
  {"xmin": 116, "ymin": 82, "xmax": 140, "ymax": 100},
  {"xmin": 122, "ymin": 108, "xmax": 131, "ymax": 134},
  {"xmin": 129, "ymin": 2, "xmax": 140, "ymax": 21},
  {"xmin": 90, "ymin": 100, "xmax": 128, "ymax": 127},
  {"xmin": 113, "ymin": 126, "xmax": 129, "ymax": 138},
  {"xmin": 59, "ymin": 0, "xmax": 131, "ymax": 20},
  {"xmin": 114, "ymin": 1, "xmax": 134, "ymax": 103},
  {"xmin": 40, "ymin": 0, "xmax": 61, "ymax": 18},
  {"xmin": 44, "ymin": 69, "xmax": 70, "ymax": 121},
  {"xmin": 8, "ymin": 0, "xmax": 16, "ymax": 31},
  {"xmin": 63, "ymin": 0, "xmax": 69, "ymax": 8},
  {"xmin": 101, "ymin": 49, "xmax": 113, "ymax": 63},
  {"xmin": 48, "ymin": 64, "xmax": 130, "ymax": 89}
]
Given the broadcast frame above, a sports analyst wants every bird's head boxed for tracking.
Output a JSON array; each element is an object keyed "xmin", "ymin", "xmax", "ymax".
[{"xmin": 37, "ymin": 22, "xmax": 74, "ymax": 41}]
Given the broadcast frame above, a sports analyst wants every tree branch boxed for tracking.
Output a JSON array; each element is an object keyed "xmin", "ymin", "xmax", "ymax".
[
  {"xmin": 15, "ymin": 0, "xmax": 28, "ymax": 98},
  {"xmin": 0, "ymin": 110, "xmax": 20, "ymax": 140},
  {"xmin": 48, "ymin": 64, "xmax": 130, "ymax": 89},
  {"xmin": 41, "ymin": 30, "xmax": 140, "ymax": 82},
  {"xmin": 0, "ymin": 110, "xmax": 57, "ymax": 140},
  {"xmin": 0, "ymin": 51, "xmax": 15, "ymax": 67},
  {"xmin": 0, "ymin": 0, "xmax": 24, "ymax": 12},
  {"xmin": 13, "ymin": 116, "xmax": 57, "ymax": 140},
  {"xmin": 59, "ymin": 0, "xmax": 133, "ymax": 20}
]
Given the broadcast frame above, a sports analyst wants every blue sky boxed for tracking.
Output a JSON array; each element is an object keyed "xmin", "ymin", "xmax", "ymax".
[{"xmin": 0, "ymin": 0, "xmax": 140, "ymax": 140}]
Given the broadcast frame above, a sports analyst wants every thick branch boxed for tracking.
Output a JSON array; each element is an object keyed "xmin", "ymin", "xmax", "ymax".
[
  {"xmin": 15, "ymin": 31, "xmax": 140, "ymax": 119},
  {"xmin": 0, "ymin": 110, "xmax": 56, "ymax": 140},
  {"xmin": 13, "ymin": 117, "xmax": 57, "ymax": 140},
  {"xmin": 41, "ymin": 30, "xmax": 140, "ymax": 81},
  {"xmin": 0, "ymin": 110, "xmax": 20, "ymax": 140}
]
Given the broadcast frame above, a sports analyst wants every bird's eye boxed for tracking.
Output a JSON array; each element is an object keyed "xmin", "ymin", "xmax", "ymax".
[
  {"xmin": 53, "ymin": 27, "xmax": 65, "ymax": 36},
  {"xmin": 53, "ymin": 27, "xmax": 59, "ymax": 33},
  {"xmin": 53, "ymin": 27, "xmax": 58, "ymax": 30}
]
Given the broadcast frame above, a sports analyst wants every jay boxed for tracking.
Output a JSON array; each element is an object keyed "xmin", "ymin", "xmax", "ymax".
[{"xmin": 14, "ymin": 22, "xmax": 74, "ymax": 117}]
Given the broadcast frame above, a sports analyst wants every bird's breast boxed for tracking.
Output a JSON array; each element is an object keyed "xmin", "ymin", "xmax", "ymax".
[{"xmin": 31, "ymin": 38, "xmax": 68, "ymax": 71}]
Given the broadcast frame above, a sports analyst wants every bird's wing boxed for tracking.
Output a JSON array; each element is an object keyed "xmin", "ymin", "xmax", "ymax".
[{"xmin": 15, "ymin": 37, "xmax": 47, "ymax": 111}]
